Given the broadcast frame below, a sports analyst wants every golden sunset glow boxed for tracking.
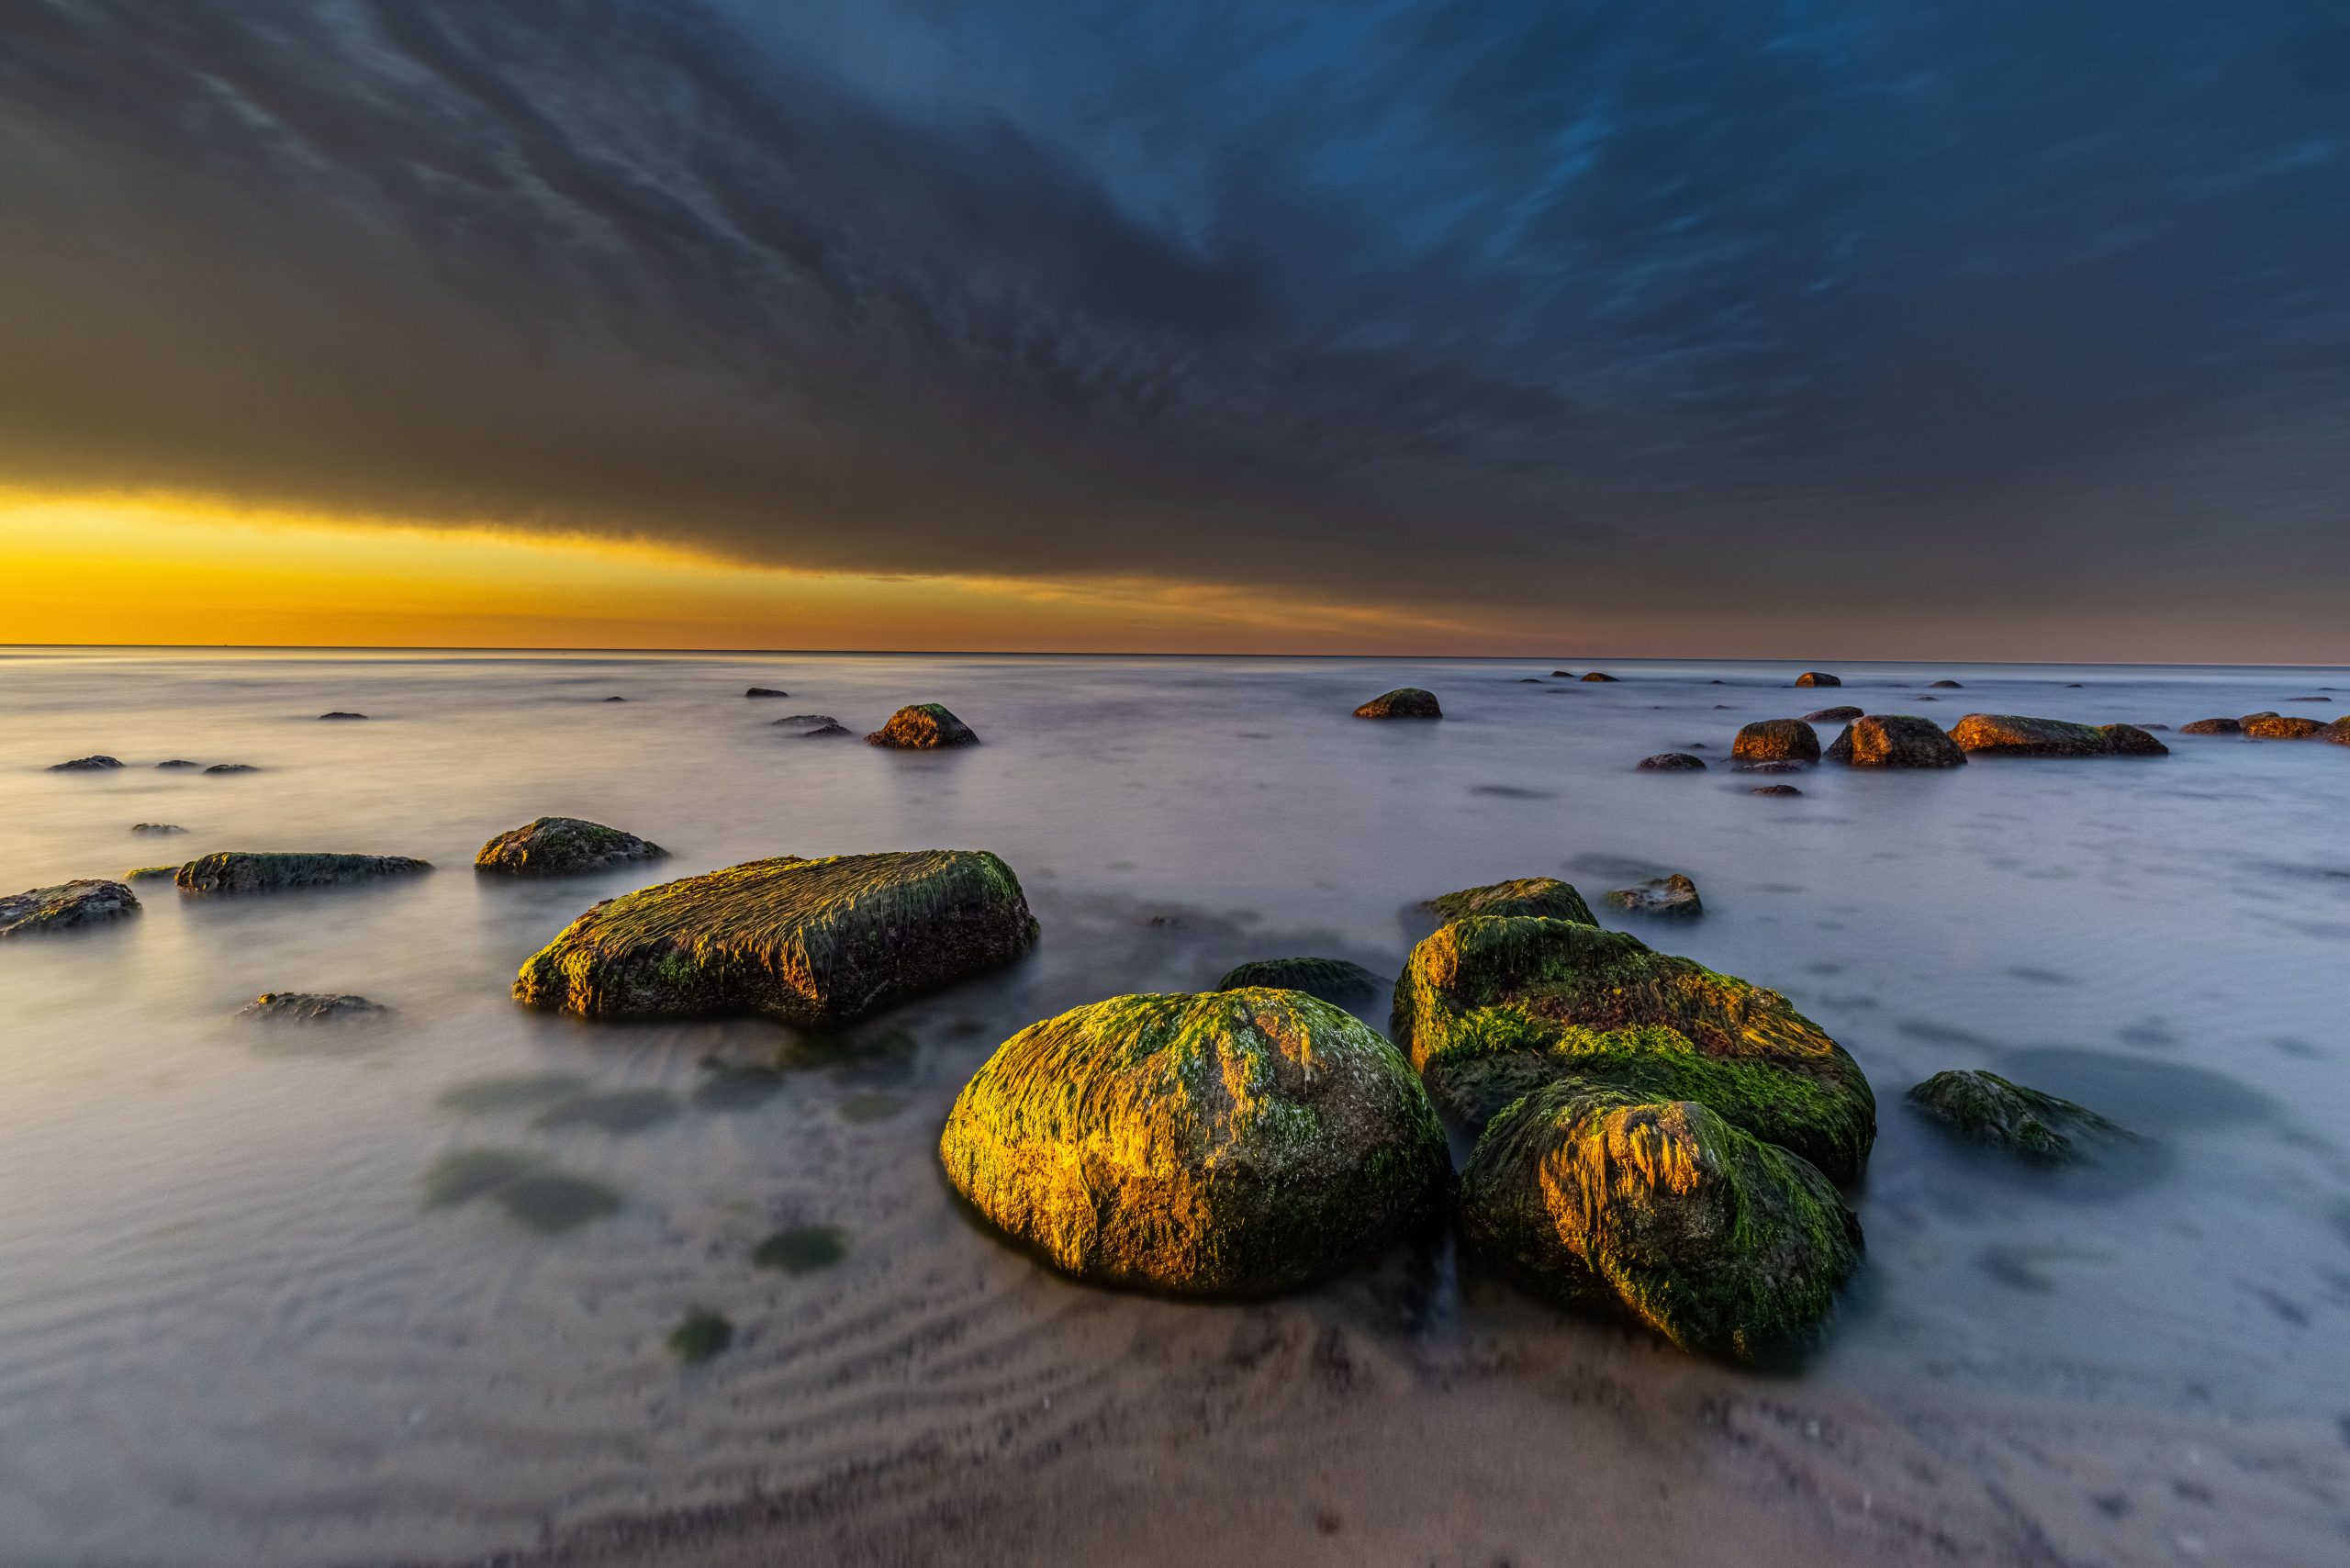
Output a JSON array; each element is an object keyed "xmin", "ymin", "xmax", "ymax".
[{"xmin": 0, "ymin": 493, "xmax": 1493, "ymax": 653}]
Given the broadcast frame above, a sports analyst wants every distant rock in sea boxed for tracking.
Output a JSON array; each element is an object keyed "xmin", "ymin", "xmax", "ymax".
[
  {"xmin": 1516, "ymin": 677, "xmax": 1541, "ymax": 684},
  {"xmin": 796, "ymin": 722, "xmax": 853, "ymax": 737},
  {"xmin": 2322, "ymin": 717, "xmax": 2350, "ymax": 745},
  {"xmin": 1637, "ymin": 753, "xmax": 1707, "ymax": 772},
  {"xmin": 47, "ymin": 756, "xmax": 122, "ymax": 771},
  {"xmin": 1732, "ymin": 718, "xmax": 1819, "ymax": 766},
  {"xmin": 131, "ymin": 823, "xmax": 185, "ymax": 834},
  {"xmin": 1353, "ymin": 687, "xmax": 1442, "ymax": 719},
  {"xmin": 0, "ymin": 879, "xmax": 140, "ymax": 937},
  {"xmin": 1579, "ymin": 672, "xmax": 1618, "ymax": 682},
  {"xmin": 154, "ymin": 759, "xmax": 201, "ymax": 769},
  {"xmin": 867, "ymin": 702, "xmax": 980, "ymax": 746},
  {"xmin": 203, "ymin": 763, "xmax": 258, "ymax": 774},
  {"xmin": 1802, "ymin": 705, "xmax": 1863, "ymax": 722},
  {"xmin": 1213, "ymin": 955, "xmax": 1384, "ymax": 1005},
  {"xmin": 1908, "ymin": 1070, "xmax": 2126, "ymax": 1163},
  {"xmin": 1550, "ymin": 670, "xmax": 1575, "ymax": 678},
  {"xmin": 1822, "ymin": 715, "xmax": 1967, "ymax": 767},
  {"xmin": 1794, "ymin": 671, "xmax": 1841, "ymax": 687},
  {"xmin": 1928, "ymin": 679, "xmax": 1964, "ymax": 689},
  {"xmin": 744, "ymin": 687, "xmax": 789, "ymax": 698},
  {"xmin": 1427, "ymin": 876, "xmax": 1595, "ymax": 925},
  {"xmin": 475, "ymin": 817, "xmax": 667, "ymax": 878},
  {"xmin": 1603, "ymin": 873, "xmax": 1704, "ymax": 919},
  {"xmin": 318, "ymin": 711, "xmax": 367, "ymax": 721},
  {"xmin": 240, "ymin": 991, "xmax": 387, "ymax": 1023},
  {"xmin": 1750, "ymin": 784, "xmax": 1804, "ymax": 797},
  {"xmin": 175, "ymin": 852, "xmax": 431, "ymax": 895}
]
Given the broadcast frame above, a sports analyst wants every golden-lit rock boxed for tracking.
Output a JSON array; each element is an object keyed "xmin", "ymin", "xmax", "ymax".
[
  {"xmin": 866, "ymin": 702, "xmax": 979, "ymax": 746},
  {"xmin": 475, "ymin": 816, "xmax": 666, "ymax": 878},
  {"xmin": 1950, "ymin": 713, "xmax": 2126, "ymax": 756},
  {"xmin": 1353, "ymin": 687, "xmax": 1442, "ymax": 719},
  {"xmin": 1821, "ymin": 714, "xmax": 1966, "ymax": 767},
  {"xmin": 176, "ymin": 852, "xmax": 431, "ymax": 894},
  {"xmin": 2243, "ymin": 712, "xmax": 2323, "ymax": 740},
  {"xmin": 1427, "ymin": 876, "xmax": 1596, "ymax": 925},
  {"xmin": 1732, "ymin": 718, "xmax": 1819, "ymax": 765},
  {"xmin": 1793, "ymin": 671, "xmax": 1841, "ymax": 687}
]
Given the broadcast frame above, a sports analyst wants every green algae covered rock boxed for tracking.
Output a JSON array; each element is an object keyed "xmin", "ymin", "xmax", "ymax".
[
  {"xmin": 1907, "ymin": 1070, "xmax": 2126, "ymax": 1162},
  {"xmin": 940, "ymin": 990, "xmax": 1451, "ymax": 1295},
  {"xmin": 175, "ymin": 852, "xmax": 431, "ymax": 895},
  {"xmin": 1393, "ymin": 916, "xmax": 1874, "ymax": 1181},
  {"xmin": 1354, "ymin": 687, "xmax": 1442, "ymax": 719},
  {"xmin": 1427, "ymin": 876, "xmax": 1596, "ymax": 925},
  {"xmin": 1822, "ymin": 714, "xmax": 1966, "ymax": 767},
  {"xmin": 867, "ymin": 703, "xmax": 979, "ymax": 747},
  {"xmin": 475, "ymin": 816, "xmax": 667, "ymax": 878},
  {"xmin": 1213, "ymin": 956, "xmax": 1383, "ymax": 1005},
  {"xmin": 513, "ymin": 849, "xmax": 1036, "ymax": 1025},
  {"xmin": 0, "ymin": 879, "xmax": 139, "ymax": 938},
  {"xmin": 1461, "ymin": 1082, "xmax": 1860, "ymax": 1361}
]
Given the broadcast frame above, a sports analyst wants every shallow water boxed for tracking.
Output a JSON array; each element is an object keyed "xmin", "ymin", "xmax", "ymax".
[{"xmin": 1, "ymin": 648, "xmax": 2345, "ymax": 1564}]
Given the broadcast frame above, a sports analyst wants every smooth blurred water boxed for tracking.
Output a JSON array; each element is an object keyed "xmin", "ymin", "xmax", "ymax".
[{"xmin": 1, "ymin": 648, "xmax": 2344, "ymax": 1564}]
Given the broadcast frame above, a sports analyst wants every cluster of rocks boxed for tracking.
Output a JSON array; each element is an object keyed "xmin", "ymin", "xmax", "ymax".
[
  {"xmin": 2183, "ymin": 711, "xmax": 2350, "ymax": 744},
  {"xmin": 47, "ymin": 754, "xmax": 259, "ymax": 774}
]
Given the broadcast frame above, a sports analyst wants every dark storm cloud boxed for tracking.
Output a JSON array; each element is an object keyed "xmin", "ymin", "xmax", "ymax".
[{"xmin": 2, "ymin": 0, "xmax": 2346, "ymax": 640}]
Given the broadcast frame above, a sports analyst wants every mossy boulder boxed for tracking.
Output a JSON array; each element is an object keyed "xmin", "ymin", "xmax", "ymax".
[
  {"xmin": 1637, "ymin": 753, "xmax": 1707, "ymax": 772},
  {"xmin": 1354, "ymin": 687, "xmax": 1441, "ymax": 719},
  {"xmin": 1462, "ymin": 1082, "xmax": 1860, "ymax": 1361},
  {"xmin": 124, "ymin": 864, "xmax": 182, "ymax": 881},
  {"xmin": 2098, "ymin": 722, "xmax": 2169, "ymax": 756},
  {"xmin": 1950, "ymin": 713, "xmax": 2124, "ymax": 756},
  {"xmin": 867, "ymin": 702, "xmax": 979, "ymax": 747},
  {"xmin": 2179, "ymin": 717, "xmax": 2242, "ymax": 734},
  {"xmin": 1794, "ymin": 671, "xmax": 1841, "ymax": 688},
  {"xmin": 241, "ymin": 991, "xmax": 387, "ymax": 1022},
  {"xmin": 940, "ymin": 990, "xmax": 1450, "ymax": 1295},
  {"xmin": 176, "ymin": 852, "xmax": 431, "ymax": 894},
  {"xmin": 1392, "ymin": 916, "xmax": 1874, "ymax": 1180},
  {"xmin": 1732, "ymin": 719, "xmax": 1819, "ymax": 765},
  {"xmin": 1427, "ymin": 877, "xmax": 1596, "ymax": 925},
  {"xmin": 1213, "ymin": 957, "xmax": 1383, "ymax": 1005},
  {"xmin": 2243, "ymin": 712, "xmax": 2322, "ymax": 740},
  {"xmin": 475, "ymin": 817, "xmax": 667, "ymax": 878},
  {"xmin": 1802, "ymin": 705, "xmax": 1863, "ymax": 722},
  {"xmin": 1603, "ymin": 874, "xmax": 1703, "ymax": 918},
  {"xmin": 513, "ymin": 849, "xmax": 1036, "ymax": 1026},
  {"xmin": 0, "ymin": 879, "xmax": 139, "ymax": 938},
  {"xmin": 1907, "ymin": 1070, "xmax": 2127, "ymax": 1162},
  {"xmin": 1822, "ymin": 715, "xmax": 1966, "ymax": 767}
]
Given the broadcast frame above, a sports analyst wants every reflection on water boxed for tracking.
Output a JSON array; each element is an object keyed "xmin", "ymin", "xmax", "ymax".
[{"xmin": 1, "ymin": 647, "xmax": 2347, "ymax": 1563}]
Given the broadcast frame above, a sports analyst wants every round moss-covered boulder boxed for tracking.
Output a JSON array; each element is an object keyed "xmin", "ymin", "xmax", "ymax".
[
  {"xmin": 2098, "ymin": 722, "xmax": 2170, "ymax": 756},
  {"xmin": 1213, "ymin": 956, "xmax": 1383, "ymax": 1005},
  {"xmin": 1354, "ymin": 687, "xmax": 1442, "ymax": 719},
  {"xmin": 1802, "ymin": 705, "xmax": 1863, "ymax": 722},
  {"xmin": 1602, "ymin": 874, "xmax": 1703, "ymax": 919},
  {"xmin": 2243, "ymin": 712, "xmax": 2322, "ymax": 740},
  {"xmin": 175, "ymin": 852, "xmax": 431, "ymax": 895},
  {"xmin": 1393, "ymin": 915, "xmax": 1874, "ymax": 1181},
  {"xmin": 1732, "ymin": 718, "xmax": 1819, "ymax": 765},
  {"xmin": 940, "ymin": 990, "xmax": 1451, "ymax": 1295},
  {"xmin": 475, "ymin": 817, "xmax": 667, "ymax": 878},
  {"xmin": 2179, "ymin": 717, "xmax": 2242, "ymax": 734},
  {"xmin": 1950, "ymin": 713, "xmax": 2123, "ymax": 756},
  {"xmin": 1462, "ymin": 1082, "xmax": 1859, "ymax": 1360},
  {"xmin": 1793, "ymin": 671, "xmax": 1841, "ymax": 688},
  {"xmin": 1822, "ymin": 715, "xmax": 1966, "ymax": 767},
  {"xmin": 1427, "ymin": 876, "xmax": 1596, "ymax": 926},
  {"xmin": 1636, "ymin": 752, "xmax": 1707, "ymax": 772},
  {"xmin": 867, "ymin": 702, "xmax": 979, "ymax": 747},
  {"xmin": 0, "ymin": 879, "xmax": 139, "ymax": 938},
  {"xmin": 1907, "ymin": 1070, "xmax": 2126, "ymax": 1163},
  {"xmin": 514, "ymin": 849, "xmax": 1036, "ymax": 1026}
]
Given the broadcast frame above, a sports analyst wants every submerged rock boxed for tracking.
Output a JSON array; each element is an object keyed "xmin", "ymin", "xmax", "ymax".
[
  {"xmin": 240, "ymin": 991, "xmax": 387, "ymax": 1023},
  {"xmin": 47, "ymin": 756, "xmax": 122, "ymax": 771},
  {"xmin": 2243, "ymin": 712, "xmax": 2323, "ymax": 740},
  {"xmin": 203, "ymin": 764, "xmax": 258, "ymax": 774},
  {"xmin": 1393, "ymin": 915, "xmax": 1875, "ymax": 1179},
  {"xmin": 1950, "ymin": 713, "xmax": 2124, "ymax": 756},
  {"xmin": 1750, "ymin": 784, "xmax": 1804, "ymax": 797},
  {"xmin": 318, "ymin": 711, "xmax": 367, "ymax": 721},
  {"xmin": 1740, "ymin": 759, "xmax": 1804, "ymax": 774},
  {"xmin": 2098, "ymin": 722, "xmax": 2170, "ymax": 756},
  {"xmin": 2178, "ymin": 717, "xmax": 2242, "ymax": 735},
  {"xmin": 175, "ymin": 852, "xmax": 431, "ymax": 895},
  {"xmin": 795, "ymin": 722, "xmax": 853, "ymax": 737},
  {"xmin": 1928, "ymin": 679, "xmax": 1965, "ymax": 689},
  {"xmin": 1637, "ymin": 752, "xmax": 1707, "ymax": 772},
  {"xmin": 1821, "ymin": 715, "xmax": 1966, "ymax": 767},
  {"xmin": 513, "ymin": 849, "xmax": 1036, "ymax": 1026},
  {"xmin": 768, "ymin": 713, "xmax": 839, "ymax": 727},
  {"xmin": 866, "ymin": 702, "xmax": 979, "ymax": 746},
  {"xmin": 1462, "ymin": 1082, "xmax": 1859, "ymax": 1361},
  {"xmin": 1603, "ymin": 874, "xmax": 1704, "ymax": 919},
  {"xmin": 154, "ymin": 760, "xmax": 202, "ymax": 770},
  {"xmin": 1579, "ymin": 672, "xmax": 1618, "ymax": 682},
  {"xmin": 1794, "ymin": 671, "xmax": 1841, "ymax": 688},
  {"xmin": 474, "ymin": 817, "xmax": 667, "ymax": 878},
  {"xmin": 0, "ymin": 879, "xmax": 139, "ymax": 937},
  {"xmin": 1353, "ymin": 688, "xmax": 1442, "ymax": 719},
  {"xmin": 666, "ymin": 1309, "xmax": 733, "ymax": 1363},
  {"xmin": 1550, "ymin": 670, "xmax": 1575, "ymax": 678},
  {"xmin": 1907, "ymin": 1070, "xmax": 2126, "ymax": 1163},
  {"xmin": 124, "ymin": 865, "xmax": 181, "ymax": 881},
  {"xmin": 744, "ymin": 687, "xmax": 789, "ymax": 698},
  {"xmin": 939, "ymin": 990, "xmax": 1450, "ymax": 1295},
  {"xmin": 1802, "ymin": 705, "xmax": 1863, "ymax": 722},
  {"xmin": 1732, "ymin": 718, "xmax": 1819, "ymax": 766},
  {"xmin": 131, "ymin": 823, "xmax": 185, "ymax": 834},
  {"xmin": 1427, "ymin": 876, "xmax": 1596, "ymax": 925},
  {"xmin": 1213, "ymin": 956, "xmax": 1384, "ymax": 1005}
]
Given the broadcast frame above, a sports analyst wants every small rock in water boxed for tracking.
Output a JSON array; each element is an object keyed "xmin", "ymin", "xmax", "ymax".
[
  {"xmin": 1750, "ymin": 784, "xmax": 1804, "ymax": 797},
  {"xmin": 1822, "ymin": 715, "xmax": 1967, "ymax": 767},
  {"xmin": 2177, "ymin": 717, "xmax": 2242, "ymax": 735},
  {"xmin": 1603, "ymin": 874, "xmax": 1704, "ymax": 919},
  {"xmin": 318, "ymin": 711, "xmax": 368, "ymax": 721},
  {"xmin": 796, "ymin": 722, "xmax": 853, "ymax": 737},
  {"xmin": 1353, "ymin": 687, "xmax": 1442, "ymax": 720},
  {"xmin": 474, "ymin": 817, "xmax": 666, "ymax": 878},
  {"xmin": 1427, "ymin": 876, "xmax": 1595, "ymax": 924},
  {"xmin": 1928, "ymin": 679, "xmax": 1964, "ymax": 689},
  {"xmin": 754, "ymin": 1226, "xmax": 848, "ymax": 1274},
  {"xmin": 241, "ymin": 991, "xmax": 387, "ymax": 1023},
  {"xmin": 47, "ymin": 756, "xmax": 122, "ymax": 771},
  {"xmin": 667, "ymin": 1309, "xmax": 733, "ymax": 1363},
  {"xmin": 124, "ymin": 865, "xmax": 182, "ymax": 881},
  {"xmin": 2286, "ymin": 695, "xmax": 2331, "ymax": 702},
  {"xmin": 0, "ymin": 879, "xmax": 140, "ymax": 937},
  {"xmin": 768, "ymin": 713, "xmax": 839, "ymax": 727},
  {"xmin": 601, "ymin": 696, "xmax": 628, "ymax": 702},
  {"xmin": 1214, "ymin": 956, "xmax": 1384, "ymax": 1005},
  {"xmin": 203, "ymin": 763, "xmax": 259, "ymax": 774},
  {"xmin": 131, "ymin": 823, "xmax": 185, "ymax": 834},
  {"xmin": 1516, "ymin": 678, "xmax": 1541, "ymax": 684},
  {"xmin": 744, "ymin": 687, "xmax": 789, "ymax": 698},
  {"xmin": 154, "ymin": 760, "xmax": 202, "ymax": 769},
  {"xmin": 1579, "ymin": 671, "xmax": 1618, "ymax": 682},
  {"xmin": 1803, "ymin": 705, "xmax": 1863, "ymax": 722},
  {"xmin": 1794, "ymin": 671, "xmax": 1841, "ymax": 687},
  {"xmin": 1551, "ymin": 670, "xmax": 1575, "ymax": 678},
  {"xmin": 1741, "ymin": 759, "xmax": 1805, "ymax": 774},
  {"xmin": 867, "ymin": 702, "xmax": 980, "ymax": 746},
  {"xmin": 1637, "ymin": 753, "xmax": 1707, "ymax": 772},
  {"xmin": 2243, "ymin": 713, "xmax": 2323, "ymax": 740},
  {"xmin": 176, "ymin": 852, "xmax": 431, "ymax": 895},
  {"xmin": 1907, "ymin": 1070, "xmax": 2127, "ymax": 1163},
  {"xmin": 2098, "ymin": 723, "xmax": 2170, "ymax": 756},
  {"xmin": 1733, "ymin": 718, "xmax": 1819, "ymax": 766}
]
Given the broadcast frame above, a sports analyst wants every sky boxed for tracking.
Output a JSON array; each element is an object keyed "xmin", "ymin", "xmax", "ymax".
[{"xmin": 2, "ymin": 0, "xmax": 2345, "ymax": 658}]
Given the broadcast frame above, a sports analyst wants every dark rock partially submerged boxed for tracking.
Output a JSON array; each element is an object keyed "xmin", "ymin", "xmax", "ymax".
[
  {"xmin": 1803, "ymin": 705, "xmax": 1863, "ymax": 722},
  {"xmin": 1213, "ymin": 956, "xmax": 1384, "ymax": 1005},
  {"xmin": 1928, "ymin": 679, "xmax": 1964, "ymax": 689},
  {"xmin": 0, "ymin": 879, "xmax": 139, "ymax": 937},
  {"xmin": 155, "ymin": 760, "xmax": 202, "ymax": 770},
  {"xmin": 1462, "ymin": 1082, "xmax": 1859, "ymax": 1361},
  {"xmin": 744, "ymin": 687, "xmax": 789, "ymax": 698},
  {"xmin": 475, "ymin": 817, "xmax": 667, "ymax": 878},
  {"xmin": 203, "ymin": 764, "xmax": 258, "ymax": 774},
  {"xmin": 1822, "ymin": 715, "xmax": 1967, "ymax": 767},
  {"xmin": 2179, "ymin": 718, "xmax": 2242, "ymax": 734},
  {"xmin": 867, "ymin": 703, "xmax": 979, "ymax": 746},
  {"xmin": 1750, "ymin": 784, "xmax": 1804, "ymax": 797},
  {"xmin": 2098, "ymin": 723, "xmax": 2170, "ymax": 756},
  {"xmin": 513, "ymin": 849, "xmax": 1037, "ymax": 1026},
  {"xmin": 175, "ymin": 852, "xmax": 431, "ymax": 895},
  {"xmin": 1353, "ymin": 688, "xmax": 1442, "ymax": 719},
  {"xmin": 1579, "ymin": 672, "xmax": 1618, "ymax": 682},
  {"xmin": 938, "ymin": 990, "xmax": 1451, "ymax": 1295},
  {"xmin": 47, "ymin": 756, "xmax": 122, "ymax": 771},
  {"xmin": 1603, "ymin": 874, "xmax": 1704, "ymax": 919},
  {"xmin": 1637, "ymin": 753, "xmax": 1707, "ymax": 772},
  {"xmin": 1427, "ymin": 876, "xmax": 1596, "ymax": 925},
  {"xmin": 1950, "ymin": 713, "xmax": 2125, "ymax": 756},
  {"xmin": 1392, "ymin": 915, "xmax": 1875, "ymax": 1179},
  {"xmin": 1794, "ymin": 671, "xmax": 1841, "ymax": 688},
  {"xmin": 131, "ymin": 823, "xmax": 185, "ymax": 834},
  {"xmin": 795, "ymin": 722, "xmax": 853, "ymax": 737},
  {"xmin": 241, "ymin": 991, "xmax": 387, "ymax": 1023},
  {"xmin": 1907, "ymin": 1070, "xmax": 2126, "ymax": 1163},
  {"xmin": 1732, "ymin": 718, "xmax": 1819, "ymax": 766},
  {"xmin": 768, "ymin": 713, "xmax": 839, "ymax": 727},
  {"xmin": 318, "ymin": 711, "xmax": 367, "ymax": 721},
  {"xmin": 667, "ymin": 1309, "xmax": 733, "ymax": 1362}
]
